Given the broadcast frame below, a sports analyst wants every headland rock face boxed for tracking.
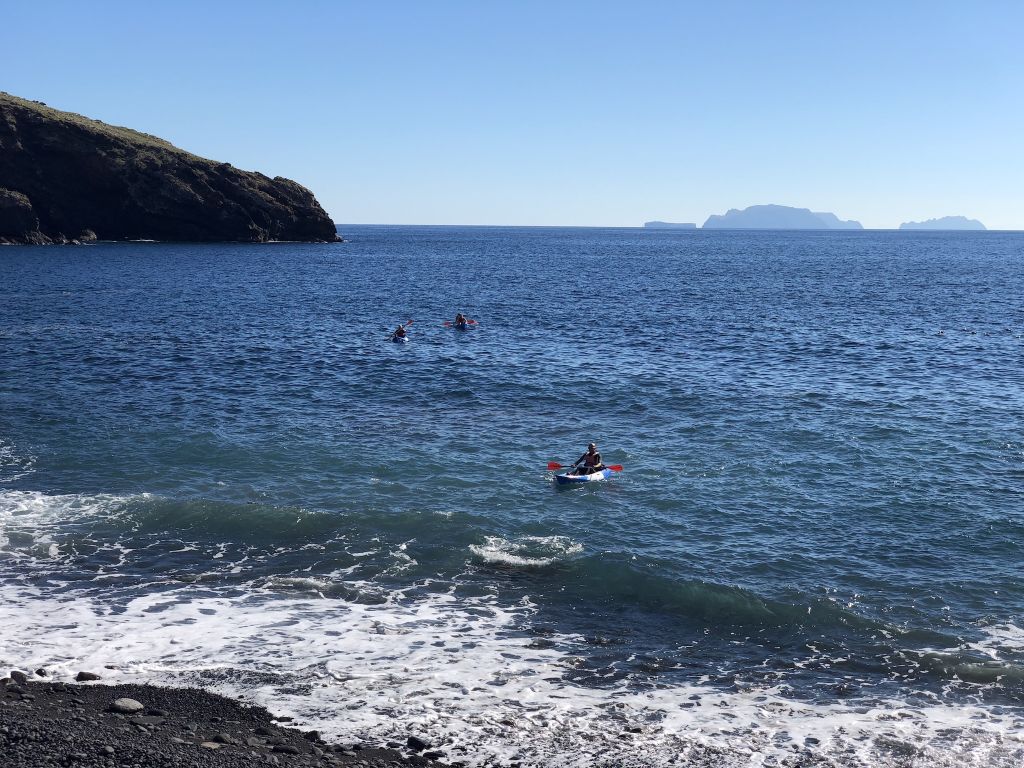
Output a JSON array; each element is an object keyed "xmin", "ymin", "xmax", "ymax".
[{"xmin": 0, "ymin": 92, "xmax": 340, "ymax": 244}]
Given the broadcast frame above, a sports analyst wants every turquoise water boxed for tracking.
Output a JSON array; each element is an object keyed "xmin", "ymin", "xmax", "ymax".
[{"xmin": 1, "ymin": 227, "xmax": 1023, "ymax": 766}]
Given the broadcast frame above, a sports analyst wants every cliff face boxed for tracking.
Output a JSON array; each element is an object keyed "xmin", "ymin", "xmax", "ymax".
[{"xmin": 0, "ymin": 92, "xmax": 340, "ymax": 244}]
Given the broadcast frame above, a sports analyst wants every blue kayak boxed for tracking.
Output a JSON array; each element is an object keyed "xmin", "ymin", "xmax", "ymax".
[
  {"xmin": 391, "ymin": 335, "xmax": 409, "ymax": 344},
  {"xmin": 455, "ymin": 322, "xmax": 470, "ymax": 330},
  {"xmin": 554, "ymin": 468, "xmax": 613, "ymax": 485}
]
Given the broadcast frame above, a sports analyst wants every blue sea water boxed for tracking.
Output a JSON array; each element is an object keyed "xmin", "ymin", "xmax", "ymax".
[{"xmin": 1, "ymin": 227, "xmax": 1023, "ymax": 767}]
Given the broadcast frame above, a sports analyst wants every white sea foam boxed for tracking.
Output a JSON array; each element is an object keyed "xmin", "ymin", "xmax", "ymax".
[
  {"xmin": 1, "ymin": 491, "xmax": 1023, "ymax": 767},
  {"xmin": 469, "ymin": 535, "xmax": 583, "ymax": 567}
]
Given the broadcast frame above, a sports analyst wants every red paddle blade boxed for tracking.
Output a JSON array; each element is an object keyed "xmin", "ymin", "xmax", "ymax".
[
  {"xmin": 468, "ymin": 319, "xmax": 478, "ymax": 324},
  {"xmin": 607, "ymin": 465, "xmax": 624, "ymax": 471},
  {"xmin": 404, "ymin": 319, "xmax": 413, "ymax": 327},
  {"xmin": 546, "ymin": 462, "xmax": 565, "ymax": 470},
  {"xmin": 442, "ymin": 321, "xmax": 452, "ymax": 327}
]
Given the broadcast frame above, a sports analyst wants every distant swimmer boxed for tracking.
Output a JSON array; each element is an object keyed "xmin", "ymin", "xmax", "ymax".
[{"xmin": 570, "ymin": 443, "xmax": 605, "ymax": 475}]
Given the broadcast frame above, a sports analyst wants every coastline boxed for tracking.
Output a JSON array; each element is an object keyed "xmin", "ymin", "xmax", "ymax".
[{"xmin": 1, "ymin": 675, "xmax": 445, "ymax": 768}]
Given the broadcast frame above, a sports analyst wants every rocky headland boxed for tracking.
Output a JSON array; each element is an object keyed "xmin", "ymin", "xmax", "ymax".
[
  {"xmin": 0, "ymin": 92, "xmax": 340, "ymax": 245},
  {"xmin": 0, "ymin": 671, "xmax": 446, "ymax": 768},
  {"xmin": 702, "ymin": 204, "xmax": 862, "ymax": 230},
  {"xmin": 899, "ymin": 216, "xmax": 986, "ymax": 230}
]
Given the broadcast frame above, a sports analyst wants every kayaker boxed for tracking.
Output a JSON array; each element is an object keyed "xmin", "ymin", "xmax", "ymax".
[
  {"xmin": 392, "ymin": 324, "xmax": 407, "ymax": 341},
  {"xmin": 455, "ymin": 313, "xmax": 467, "ymax": 326},
  {"xmin": 571, "ymin": 443, "xmax": 604, "ymax": 475}
]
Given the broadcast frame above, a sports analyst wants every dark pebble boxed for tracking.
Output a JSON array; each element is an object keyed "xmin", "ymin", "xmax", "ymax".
[
  {"xmin": 407, "ymin": 735, "xmax": 431, "ymax": 752},
  {"xmin": 274, "ymin": 744, "xmax": 301, "ymax": 754},
  {"xmin": 10, "ymin": 671, "xmax": 29, "ymax": 685},
  {"xmin": 75, "ymin": 672, "xmax": 101, "ymax": 682}
]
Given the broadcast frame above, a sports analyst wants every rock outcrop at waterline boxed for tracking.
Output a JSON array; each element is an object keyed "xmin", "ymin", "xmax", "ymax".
[{"xmin": 0, "ymin": 92, "xmax": 340, "ymax": 244}]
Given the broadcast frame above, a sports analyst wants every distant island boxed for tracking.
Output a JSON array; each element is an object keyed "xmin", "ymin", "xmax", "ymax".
[
  {"xmin": 0, "ymin": 92, "xmax": 340, "ymax": 245},
  {"xmin": 899, "ymin": 216, "xmax": 986, "ymax": 231},
  {"xmin": 702, "ymin": 204, "xmax": 862, "ymax": 230},
  {"xmin": 643, "ymin": 221, "xmax": 696, "ymax": 229}
]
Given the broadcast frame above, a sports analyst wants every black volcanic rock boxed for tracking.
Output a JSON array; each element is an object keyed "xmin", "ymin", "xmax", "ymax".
[
  {"xmin": 0, "ymin": 92, "xmax": 340, "ymax": 244},
  {"xmin": 899, "ymin": 216, "xmax": 986, "ymax": 230},
  {"xmin": 702, "ymin": 204, "xmax": 862, "ymax": 230}
]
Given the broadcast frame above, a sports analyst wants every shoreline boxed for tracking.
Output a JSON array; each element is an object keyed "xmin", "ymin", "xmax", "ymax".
[{"xmin": 1, "ymin": 673, "xmax": 446, "ymax": 768}]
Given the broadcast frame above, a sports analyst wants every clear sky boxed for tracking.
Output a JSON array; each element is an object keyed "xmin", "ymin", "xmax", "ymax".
[{"xmin": 4, "ymin": 1, "xmax": 1023, "ymax": 228}]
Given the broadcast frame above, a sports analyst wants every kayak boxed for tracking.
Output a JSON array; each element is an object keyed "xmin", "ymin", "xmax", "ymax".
[
  {"xmin": 554, "ymin": 468, "xmax": 613, "ymax": 485},
  {"xmin": 455, "ymin": 322, "xmax": 470, "ymax": 330},
  {"xmin": 391, "ymin": 335, "xmax": 409, "ymax": 343}
]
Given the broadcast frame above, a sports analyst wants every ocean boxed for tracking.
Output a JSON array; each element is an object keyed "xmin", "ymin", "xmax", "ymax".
[{"xmin": 1, "ymin": 226, "xmax": 1022, "ymax": 767}]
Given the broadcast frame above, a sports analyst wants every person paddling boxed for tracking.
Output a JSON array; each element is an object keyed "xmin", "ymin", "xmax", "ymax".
[
  {"xmin": 571, "ymin": 443, "xmax": 605, "ymax": 475},
  {"xmin": 391, "ymin": 324, "xmax": 407, "ymax": 341},
  {"xmin": 454, "ymin": 312, "xmax": 469, "ymax": 328}
]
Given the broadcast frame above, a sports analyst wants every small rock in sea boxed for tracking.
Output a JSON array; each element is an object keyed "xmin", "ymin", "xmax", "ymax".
[
  {"xmin": 76, "ymin": 671, "xmax": 101, "ymax": 682},
  {"xmin": 387, "ymin": 742, "xmax": 403, "ymax": 749},
  {"xmin": 424, "ymin": 751, "xmax": 445, "ymax": 760},
  {"xmin": 273, "ymin": 744, "xmax": 301, "ymax": 754},
  {"xmin": 274, "ymin": 715, "xmax": 294, "ymax": 722},
  {"xmin": 407, "ymin": 735, "xmax": 431, "ymax": 752},
  {"xmin": 10, "ymin": 671, "xmax": 29, "ymax": 685},
  {"xmin": 110, "ymin": 698, "xmax": 145, "ymax": 714},
  {"xmin": 35, "ymin": 668, "xmax": 48, "ymax": 677},
  {"xmin": 201, "ymin": 741, "xmax": 222, "ymax": 749}
]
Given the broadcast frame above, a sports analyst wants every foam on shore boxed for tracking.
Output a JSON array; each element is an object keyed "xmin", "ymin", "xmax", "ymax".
[{"xmin": 2, "ymin": 490, "xmax": 1023, "ymax": 767}]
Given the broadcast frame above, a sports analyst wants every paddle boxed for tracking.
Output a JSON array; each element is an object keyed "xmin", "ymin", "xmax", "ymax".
[
  {"xmin": 443, "ymin": 319, "xmax": 478, "ymax": 327},
  {"xmin": 546, "ymin": 462, "xmax": 623, "ymax": 471}
]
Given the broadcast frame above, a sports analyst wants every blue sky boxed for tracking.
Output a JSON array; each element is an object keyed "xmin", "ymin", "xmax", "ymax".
[{"xmin": 4, "ymin": 1, "xmax": 1022, "ymax": 228}]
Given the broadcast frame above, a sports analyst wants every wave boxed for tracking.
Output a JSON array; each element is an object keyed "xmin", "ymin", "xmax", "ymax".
[
  {"xmin": 469, "ymin": 535, "xmax": 584, "ymax": 567},
  {"xmin": 1, "ymin": 573, "xmax": 1022, "ymax": 768}
]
